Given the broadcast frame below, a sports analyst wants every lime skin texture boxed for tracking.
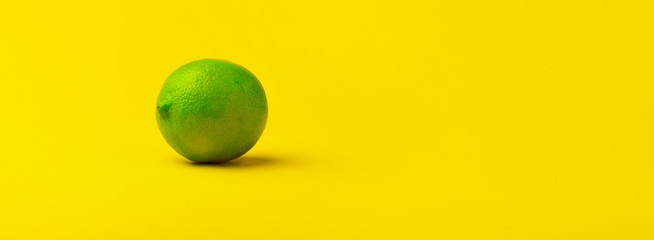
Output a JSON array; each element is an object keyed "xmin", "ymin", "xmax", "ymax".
[{"xmin": 156, "ymin": 59, "xmax": 268, "ymax": 163}]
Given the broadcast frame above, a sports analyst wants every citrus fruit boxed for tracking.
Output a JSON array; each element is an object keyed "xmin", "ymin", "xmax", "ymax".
[{"xmin": 156, "ymin": 59, "xmax": 268, "ymax": 163}]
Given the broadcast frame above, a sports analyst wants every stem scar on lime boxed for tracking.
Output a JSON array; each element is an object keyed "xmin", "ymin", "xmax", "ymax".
[{"xmin": 157, "ymin": 102, "xmax": 171, "ymax": 118}]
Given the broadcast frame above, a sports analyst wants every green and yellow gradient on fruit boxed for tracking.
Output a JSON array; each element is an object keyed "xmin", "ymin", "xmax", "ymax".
[{"xmin": 156, "ymin": 59, "xmax": 268, "ymax": 163}]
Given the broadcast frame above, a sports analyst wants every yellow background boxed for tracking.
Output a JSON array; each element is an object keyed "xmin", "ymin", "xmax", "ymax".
[{"xmin": 1, "ymin": 0, "xmax": 653, "ymax": 239}]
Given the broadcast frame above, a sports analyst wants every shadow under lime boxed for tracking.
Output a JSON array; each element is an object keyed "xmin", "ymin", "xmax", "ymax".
[{"xmin": 184, "ymin": 156, "xmax": 279, "ymax": 168}]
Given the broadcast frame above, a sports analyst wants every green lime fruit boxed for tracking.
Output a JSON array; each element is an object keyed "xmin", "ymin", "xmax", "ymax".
[{"xmin": 156, "ymin": 59, "xmax": 268, "ymax": 163}]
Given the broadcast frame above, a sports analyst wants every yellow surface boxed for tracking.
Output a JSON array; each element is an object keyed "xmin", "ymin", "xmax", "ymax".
[{"xmin": 1, "ymin": 0, "xmax": 653, "ymax": 239}]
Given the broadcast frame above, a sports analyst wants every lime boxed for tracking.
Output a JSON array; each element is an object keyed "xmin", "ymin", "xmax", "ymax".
[{"xmin": 156, "ymin": 59, "xmax": 268, "ymax": 162}]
